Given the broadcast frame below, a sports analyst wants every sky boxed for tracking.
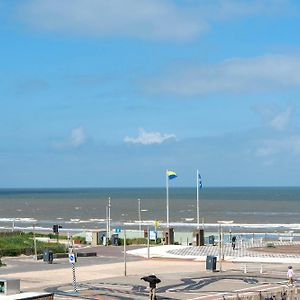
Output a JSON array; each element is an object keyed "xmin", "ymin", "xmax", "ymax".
[{"xmin": 1, "ymin": 0, "xmax": 300, "ymax": 188}]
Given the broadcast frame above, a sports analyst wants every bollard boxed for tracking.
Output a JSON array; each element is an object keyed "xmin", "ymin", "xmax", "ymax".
[
  {"xmin": 243, "ymin": 264, "xmax": 247, "ymax": 274},
  {"xmin": 260, "ymin": 264, "xmax": 263, "ymax": 274}
]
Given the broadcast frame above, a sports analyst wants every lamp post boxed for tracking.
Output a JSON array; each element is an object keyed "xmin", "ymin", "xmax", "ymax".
[
  {"xmin": 147, "ymin": 225, "xmax": 150, "ymax": 259},
  {"xmin": 124, "ymin": 228, "xmax": 127, "ymax": 276},
  {"xmin": 217, "ymin": 220, "xmax": 234, "ymax": 272},
  {"xmin": 33, "ymin": 224, "xmax": 37, "ymax": 260},
  {"xmin": 106, "ymin": 205, "xmax": 109, "ymax": 246},
  {"xmin": 138, "ymin": 198, "xmax": 141, "ymax": 235},
  {"xmin": 108, "ymin": 197, "xmax": 111, "ymax": 241}
]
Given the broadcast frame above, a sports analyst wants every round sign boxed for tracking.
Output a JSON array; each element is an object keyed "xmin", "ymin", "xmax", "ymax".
[{"xmin": 68, "ymin": 253, "xmax": 76, "ymax": 263}]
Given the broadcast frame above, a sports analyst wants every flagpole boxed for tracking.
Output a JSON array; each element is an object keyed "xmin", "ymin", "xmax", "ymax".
[
  {"xmin": 196, "ymin": 169, "xmax": 200, "ymax": 229},
  {"xmin": 166, "ymin": 170, "xmax": 169, "ymax": 228}
]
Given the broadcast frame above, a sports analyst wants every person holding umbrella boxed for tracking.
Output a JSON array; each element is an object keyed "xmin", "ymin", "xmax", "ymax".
[{"xmin": 141, "ymin": 274, "xmax": 161, "ymax": 300}]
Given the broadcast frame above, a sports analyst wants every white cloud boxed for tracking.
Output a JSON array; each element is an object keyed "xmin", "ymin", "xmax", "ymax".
[
  {"xmin": 256, "ymin": 135, "xmax": 300, "ymax": 157},
  {"xmin": 201, "ymin": 0, "xmax": 294, "ymax": 20},
  {"xmin": 269, "ymin": 107, "xmax": 292, "ymax": 130},
  {"xmin": 16, "ymin": 0, "xmax": 207, "ymax": 41},
  {"xmin": 15, "ymin": 0, "xmax": 292, "ymax": 41},
  {"xmin": 51, "ymin": 126, "xmax": 87, "ymax": 149},
  {"xmin": 70, "ymin": 126, "xmax": 86, "ymax": 147},
  {"xmin": 253, "ymin": 104, "xmax": 293, "ymax": 131},
  {"xmin": 124, "ymin": 128, "xmax": 176, "ymax": 145},
  {"xmin": 145, "ymin": 54, "xmax": 300, "ymax": 95}
]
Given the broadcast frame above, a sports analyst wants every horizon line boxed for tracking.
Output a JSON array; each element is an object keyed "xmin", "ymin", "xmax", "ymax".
[{"xmin": 0, "ymin": 186, "xmax": 300, "ymax": 190}]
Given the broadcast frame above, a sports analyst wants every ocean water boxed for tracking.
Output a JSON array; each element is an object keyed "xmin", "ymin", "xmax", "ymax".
[{"xmin": 0, "ymin": 187, "xmax": 299, "ymax": 231}]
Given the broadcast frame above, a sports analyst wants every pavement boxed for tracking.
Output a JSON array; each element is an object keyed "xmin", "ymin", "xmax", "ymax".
[
  {"xmin": 0, "ymin": 242, "xmax": 300, "ymax": 299},
  {"xmin": 127, "ymin": 240, "xmax": 300, "ymax": 263}
]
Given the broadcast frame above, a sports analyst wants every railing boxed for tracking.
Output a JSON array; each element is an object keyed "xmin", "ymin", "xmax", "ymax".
[
  {"xmin": 241, "ymin": 264, "xmax": 264, "ymax": 274},
  {"xmin": 222, "ymin": 286, "xmax": 299, "ymax": 300}
]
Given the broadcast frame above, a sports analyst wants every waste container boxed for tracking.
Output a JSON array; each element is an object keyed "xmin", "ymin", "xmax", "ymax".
[
  {"xmin": 43, "ymin": 249, "xmax": 49, "ymax": 262},
  {"xmin": 48, "ymin": 250, "xmax": 53, "ymax": 264},
  {"xmin": 43, "ymin": 249, "xmax": 54, "ymax": 264},
  {"xmin": 208, "ymin": 235, "xmax": 215, "ymax": 245},
  {"xmin": 206, "ymin": 256, "xmax": 217, "ymax": 271},
  {"xmin": 111, "ymin": 234, "xmax": 119, "ymax": 246}
]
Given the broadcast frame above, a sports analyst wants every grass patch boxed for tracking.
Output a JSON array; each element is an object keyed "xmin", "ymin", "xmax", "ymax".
[
  {"xmin": 0, "ymin": 231, "xmax": 67, "ymax": 257},
  {"xmin": 119, "ymin": 237, "xmax": 161, "ymax": 246}
]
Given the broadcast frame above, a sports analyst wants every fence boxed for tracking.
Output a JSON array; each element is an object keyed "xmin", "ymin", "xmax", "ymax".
[{"xmin": 223, "ymin": 286, "xmax": 300, "ymax": 300}]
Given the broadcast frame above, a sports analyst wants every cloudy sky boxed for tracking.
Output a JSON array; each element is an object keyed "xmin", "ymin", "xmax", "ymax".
[{"xmin": 1, "ymin": 0, "xmax": 300, "ymax": 187}]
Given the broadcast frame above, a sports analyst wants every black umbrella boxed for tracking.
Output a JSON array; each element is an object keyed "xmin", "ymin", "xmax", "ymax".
[{"xmin": 141, "ymin": 275, "xmax": 161, "ymax": 285}]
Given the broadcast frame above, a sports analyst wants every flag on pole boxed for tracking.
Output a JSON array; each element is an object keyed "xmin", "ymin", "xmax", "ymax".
[
  {"xmin": 166, "ymin": 170, "xmax": 177, "ymax": 180},
  {"xmin": 198, "ymin": 173, "xmax": 202, "ymax": 189}
]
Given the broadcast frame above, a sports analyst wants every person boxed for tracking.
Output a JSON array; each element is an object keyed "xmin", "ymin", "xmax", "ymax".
[
  {"xmin": 231, "ymin": 236, "xmax": 236, "ymax": 250},
  {"xmin": 287, "ymin": 265, "xmax": 295, "ymax": 286},
  {"xmin": 141, "ymin": 274, "xmax": 161, "ymax": 300}
]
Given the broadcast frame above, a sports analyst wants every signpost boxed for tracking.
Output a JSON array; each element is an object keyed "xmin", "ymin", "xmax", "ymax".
[
  {"xmin": 124, "ymin": 228, "xmax": 127, "ymax": 276},
  {"xmin": 33, "ymin": 224, "xmax": 37, "ymax": 260},
  {"xmin": 217, "ymin": 220, "xmax": 234, "ymax": 272},
  {"xmin": 114, "ymin": 228, "xmax": 122, "ymax": 233},
  {"xmin": 147, "ymin": 225, "xmax": 150, "ymax": 259},
  {"xmin": 68, "ymin": 253, "xmax": 77, "ymax": 292}
]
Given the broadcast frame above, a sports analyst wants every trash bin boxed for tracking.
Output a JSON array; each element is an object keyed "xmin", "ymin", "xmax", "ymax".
[
  {"xmin": 43, "ymin": 249, "xmax": 54, "ymax": 264},
  {"xmin": 111, "ymin": 234, "xmax": 119, "ymax": 246},
  {"xmin": 43, "ymin": 249, "xmax": 50, "ymax": 262},
  {"xmin": 206, "ymin": 256, "xmax": 217, "ymax": 271},
  {"xmin": 48, "ymin": 250, "xmax": 53, "ymax": 264},
  {"xmin": 208, "ymin": 235, "xmax": 215, "ymax": 245}
]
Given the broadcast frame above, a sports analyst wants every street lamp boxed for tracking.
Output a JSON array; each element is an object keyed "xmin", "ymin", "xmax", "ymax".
[
  {"xmin": 138, "ymin": 198, "xmax": 141, "ymax": 234},
  {"xmin": 108, "ymin": 197, "xmax": 111, "ymax": 241},
  {"xmin": 217, "ymin": 220, "xmax": 234, "ymax": 272}
]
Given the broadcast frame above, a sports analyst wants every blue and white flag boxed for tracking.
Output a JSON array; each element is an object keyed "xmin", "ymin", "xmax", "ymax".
[{"xmin": 198, "ymin": 173, "xmax": 202, "ymax": 189}]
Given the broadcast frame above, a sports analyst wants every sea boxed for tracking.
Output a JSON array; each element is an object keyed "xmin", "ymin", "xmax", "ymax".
[{"xmin": 0, "ymin": 187, "xmax": 300, "ymax": 233}]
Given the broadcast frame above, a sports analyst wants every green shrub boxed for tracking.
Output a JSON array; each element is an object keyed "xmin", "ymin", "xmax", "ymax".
[
  {"xmin": 119, "ymin": 238, "xmax": 161, "ymax": 246},
  {"xmin": 0, "ymin": 232, "xmax": 67, "ymax": 257}
]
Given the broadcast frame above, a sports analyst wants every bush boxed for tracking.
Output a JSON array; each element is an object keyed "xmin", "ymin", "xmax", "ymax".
[
  {"xmin": 119, "ymin": 237, "xmax": 161, "ymax": 246},
  {"xmin": 266, "ymin": 242, "xmax": 275, "ymax": 248},
  {"xmin": 0, "ymin": 232, "xmax": 67, "ymax": 257}
]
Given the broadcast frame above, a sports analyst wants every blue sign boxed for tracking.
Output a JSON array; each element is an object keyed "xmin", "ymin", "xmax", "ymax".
[
  {"xmin": 114, "ymin": 228, "xmax": 122, "ymax": 233},
  {"xmin": 69, "ymin": 253, "xmax": 76, "ymax": 264},
  {"xmin": 149, "ymin": 230, "xmax": 157, "ymax": 240}
]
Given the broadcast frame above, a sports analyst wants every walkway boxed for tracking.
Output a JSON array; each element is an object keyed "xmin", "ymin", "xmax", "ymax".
[{"xmin": 127, "ymin": 240, "xmax": 300, "ymax": 263}]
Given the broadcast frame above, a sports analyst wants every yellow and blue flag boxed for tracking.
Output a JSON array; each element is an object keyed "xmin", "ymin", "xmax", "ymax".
[{"xmin": 167, "ymin": 170, "xmax": 177, "ymax": 180}]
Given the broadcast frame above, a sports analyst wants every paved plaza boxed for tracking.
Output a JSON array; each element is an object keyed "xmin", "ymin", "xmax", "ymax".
[
  {"xmin": 50, "ymin": 270, "xmax": 298, "ymax": 300},
  {"xmin": 1, "ymin": 242, "xmax": 300, "ymax": 299},
  {"xmin": 128, "ymin": 240, "xmax": 300, "ymax": 263}
]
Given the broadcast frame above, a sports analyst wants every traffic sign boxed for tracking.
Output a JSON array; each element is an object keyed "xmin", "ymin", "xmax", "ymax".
[
  {"xmin": 68, "ymin": 253, "xmax": 76, "ymax": 264},
  {"xmin": 114, "ymin": 227, "xmax": 122, "ymax": 233}
]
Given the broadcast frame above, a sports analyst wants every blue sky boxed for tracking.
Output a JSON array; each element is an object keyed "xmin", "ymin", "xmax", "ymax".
[{"xmin": 1, "ymin": 0, "xmax": 300, "ymax": 188}]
